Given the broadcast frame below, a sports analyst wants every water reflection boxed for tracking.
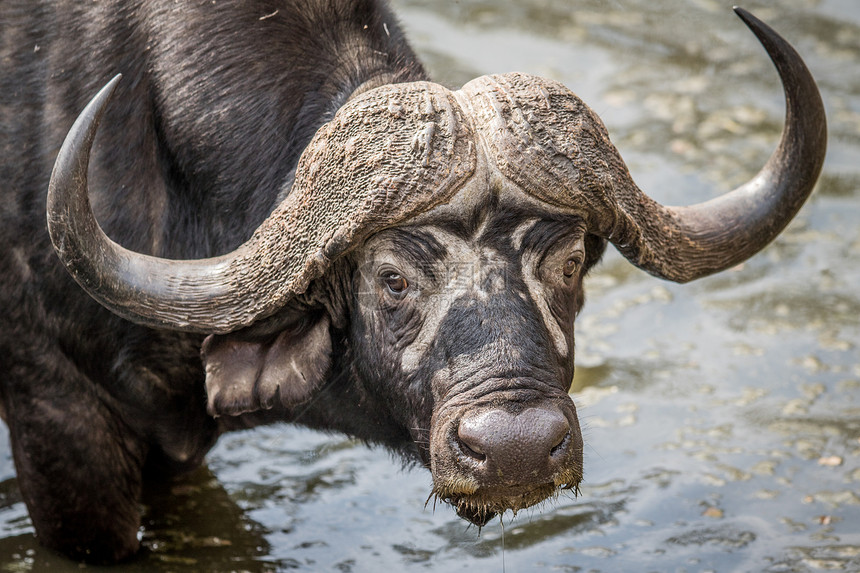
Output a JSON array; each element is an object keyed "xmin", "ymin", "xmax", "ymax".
[{"xmin": 0, "ymin": 0, "xmax": 858, "ymax": 571}]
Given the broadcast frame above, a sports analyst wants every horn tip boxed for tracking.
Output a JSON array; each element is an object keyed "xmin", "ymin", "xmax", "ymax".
[
  {"xmin": 98, "ymin": 73, "xmax": 123, "ymax": 104},
  {"xmin": 731, "ymin": 6, "xmax": 775, "ymax": 46},
  {"xmin": 732, "ymin": 6, "xmax": 761, "ymax": 30}
]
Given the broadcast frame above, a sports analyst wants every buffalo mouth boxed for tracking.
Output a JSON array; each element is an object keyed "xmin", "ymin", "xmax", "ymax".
[
  {"xmin": 427, "ymin": 395, "xmax": 584, "ymax": 526},
  {"xmin": 433, "ymin": 476, "xmax": 582, "ymax": 527}
]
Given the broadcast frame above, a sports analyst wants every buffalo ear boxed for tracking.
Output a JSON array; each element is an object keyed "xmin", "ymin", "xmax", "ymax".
[{"xmin": 201, "ymin": 315, "xmax": 331, "ymax": 417}]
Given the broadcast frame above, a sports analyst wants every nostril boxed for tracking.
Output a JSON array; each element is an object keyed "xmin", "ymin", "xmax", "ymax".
[
  {"xmin": 456, "ymin": 414, "xmax": 491, "ymax": 462},
  {"xmin": 457, "ymin": 437, "xmax": 487, "ymax": 462},
  {"xmin": 549, "ymin": 431, "xmax": 571, "ymax": 457}
]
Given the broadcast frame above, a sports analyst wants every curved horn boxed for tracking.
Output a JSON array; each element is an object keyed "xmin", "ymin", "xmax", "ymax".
[
  {"xmin": 47, "ymin": 75, "xmax": 282, "ymax": 333},
  {"xmin": 607, "ymin": 7, "xmax": 827, "ymax": 282},
  {"xmin": 47, "ymin": 76, "xmax": 475, "ymax": 333}
]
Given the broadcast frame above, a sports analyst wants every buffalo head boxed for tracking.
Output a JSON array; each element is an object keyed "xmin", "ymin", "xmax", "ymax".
[{"xmin": 46, "ymin": 9, "xmax": 825, "ymax": 526}]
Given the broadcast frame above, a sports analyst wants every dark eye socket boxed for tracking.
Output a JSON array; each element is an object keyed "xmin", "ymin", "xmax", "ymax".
[
  {"xmin": 563, "ymin": 257, "xmax": 580, "ymax": 278},
  {"xmin": 382, "ymin": 272, "xmax": 409, "ymax": 294}
]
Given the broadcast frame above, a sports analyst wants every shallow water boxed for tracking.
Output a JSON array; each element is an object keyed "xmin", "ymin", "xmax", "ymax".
[{"xmin": 1, "ymin": 1, "xmax": 858, "ymax": 571}]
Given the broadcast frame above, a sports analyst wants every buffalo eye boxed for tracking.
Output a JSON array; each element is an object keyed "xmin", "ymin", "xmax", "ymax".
[
  {"xmin": 562, "ymin": 257, "xmax": 580, "ymax": 278},
  {"xmin": 382, "ymin": 272, "xmax": 409, "ymax": 295}
]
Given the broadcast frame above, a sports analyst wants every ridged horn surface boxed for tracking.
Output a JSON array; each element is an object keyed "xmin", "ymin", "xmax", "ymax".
[
  {"xmin": 460, "ymin": 8, "xmax": 826, "ymax": 283},
  {"xmin": 47, "ymin": 77, "xmax": 475, "ymax": 333}
]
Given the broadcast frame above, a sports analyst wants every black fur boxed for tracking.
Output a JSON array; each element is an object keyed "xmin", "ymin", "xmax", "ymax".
[
  {"xmin": 1, "ymin": 0, "xmax": 607, "ymax": 563},
  {"xmin": 1, "ymin": 0, "xmax": 424, "ymax": 563}
]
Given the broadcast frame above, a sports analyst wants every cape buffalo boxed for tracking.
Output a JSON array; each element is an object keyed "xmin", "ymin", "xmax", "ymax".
[{"xmin": 0, "ymin": 0, "xmax": 825, "ymax": 563}]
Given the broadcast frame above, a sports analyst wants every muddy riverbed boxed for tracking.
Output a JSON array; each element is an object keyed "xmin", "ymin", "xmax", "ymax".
[{"xmin": 0, "ymin": 1, "xmax": 857, "ymax": 571}]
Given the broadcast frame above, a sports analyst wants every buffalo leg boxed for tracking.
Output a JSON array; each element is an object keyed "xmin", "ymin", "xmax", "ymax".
[{"xmin": 3, "ymin": 356, "xmax": 147, "ymax": 563}]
